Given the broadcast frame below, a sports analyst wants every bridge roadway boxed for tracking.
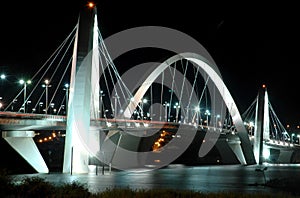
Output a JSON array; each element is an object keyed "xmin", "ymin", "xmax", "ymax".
[
  {"xmin": 0, "ymin": 111, "xmax": 203, "ymax": 131},
  {"xmin": 1, "ymin": 111, "xmax": 298, "ymax": 150},
  {"xmin": 2, "ymin": 111, "xmax": 300, "ymax": 169}
]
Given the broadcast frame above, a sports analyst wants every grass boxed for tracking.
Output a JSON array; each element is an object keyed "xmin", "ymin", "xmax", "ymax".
[
  {"xmin": 0, "ymin": 169, "xmax": 298, "ymax": 197},
  {"xmin": 92, "ymin": 188, "xmax": 296, "ymax": 198}
]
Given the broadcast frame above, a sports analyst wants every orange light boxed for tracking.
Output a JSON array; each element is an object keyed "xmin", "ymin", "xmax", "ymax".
[
  {"xmin": 87, "ymin": 2, "xmax": 95, "ymax": 8},
  {"xmin": 262, "ymin": 84, "xmax": 266, "ymax": 89}
]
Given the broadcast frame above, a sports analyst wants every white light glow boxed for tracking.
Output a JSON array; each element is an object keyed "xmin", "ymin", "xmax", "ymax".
[
  {"xmin": 263, "ymin": 148, "xmax": 270, "ymax": 159},
  {"xmin": 107, "ymin": 122, "xmax": 112, "ymax": 127}
]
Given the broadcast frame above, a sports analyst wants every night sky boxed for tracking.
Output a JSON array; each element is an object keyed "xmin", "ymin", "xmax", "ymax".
[{"xmin": 0, "ymin": 1, "xmax": 299, "ymax": 126}]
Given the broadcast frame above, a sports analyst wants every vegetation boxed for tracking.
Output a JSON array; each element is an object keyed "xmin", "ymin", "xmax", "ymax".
[{"xmin": 0, "ymin": 170, "xmax": 298, "ymax": 197}]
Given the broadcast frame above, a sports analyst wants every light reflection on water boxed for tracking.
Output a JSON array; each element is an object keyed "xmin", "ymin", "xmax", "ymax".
[{"xmin": 11, "ymin": 164, "xmax": 300, "ymax": 195}]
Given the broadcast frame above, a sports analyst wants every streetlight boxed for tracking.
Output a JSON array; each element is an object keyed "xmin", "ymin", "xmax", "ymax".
[
  {"xmin": 42, "ymin": 79, "xmax": 51, "ymax": 114},
  {"xmin": 163, "ymin": 102, "xmax": 170, "ymax": 122},
  {"xmin": 141, "ymin": 98, "xmax": 148, "ymax": 120},
  {"xmin": 174, "ymin": 102, "xmax": 180, "ymax": 123},
  {"xmin": 63, "ymin": 83, "xmax": 69, "ymax": 114},
  {"xmin": 104, "ymin": 109, "xmax": 109, "ymax": 118},
  {"xmin": 184, "ymin": 106, "xmax": 190, "ymax": 124},
  {"xmin": 11, "ymin": 99, "xmax": 17, "ymax": 111},
  {"xmin": 249, "ymin": 121, "xmax": 254, "ymax": 136},
  {"xmin": 0, "ymin": 74, "xmax": 5, "ymax": 80},
  {"xmin": 215, "ymin": 114, "xmax": 220, "ymax": 128},
  {"xmin": 99, "ymin": 90, "xmax": 106, "ymax": 118},
  {"xmin": 19, "ymin": 79, "xmax": 31, "ymax": 113},
  {"xmin": 39, "ymin": 102, "xmax": 43, "ymax": 113},
  {"xmin": 50, "ymin": 103, "xmax": 55, "ymax": 114},
  {"xmin": 205, "ymin": 109, "xmax": 210, "ymax": 126},
  {"xmin": 193, "ymin": 106, "xmax": 200, "ymax": 125},
  {"xmin": 27, "ymin": 101, "xmax": 31, "ymax": 113},
  {"xmin": 112, "ymin": 94, "xmax": 119, "ymax": 118},
  {"xmin": 57, "ymin": 104, "xmax": 65, "ymax": 115}
]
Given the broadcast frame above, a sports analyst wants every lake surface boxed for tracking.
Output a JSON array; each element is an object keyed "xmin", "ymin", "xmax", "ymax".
[{"xmin": 11, "ymin": 163, "xmax": 300, "ymax": 195}]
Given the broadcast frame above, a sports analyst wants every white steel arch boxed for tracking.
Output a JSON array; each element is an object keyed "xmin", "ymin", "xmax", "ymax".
[{"xmin": 123, "ymin": 52, "xmax": 256, "ymax": 165}]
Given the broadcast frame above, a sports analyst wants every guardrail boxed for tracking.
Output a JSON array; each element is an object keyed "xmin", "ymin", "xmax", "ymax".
[{"xmin": 0, "ymin": 111, "xmax": 67, "ymax": 120}]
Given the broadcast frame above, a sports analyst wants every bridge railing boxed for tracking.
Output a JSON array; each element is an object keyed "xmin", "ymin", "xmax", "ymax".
[
  {"xmin": 1, "ymin": 111, "xmax": 227, "ymax": 133},
  {"xmin": 0, "ymin": 111, "xmax": 66, "ymax": 121}
]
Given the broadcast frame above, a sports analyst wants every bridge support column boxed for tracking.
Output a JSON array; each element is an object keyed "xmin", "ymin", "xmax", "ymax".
[
  {"xmin": 226, "ymin": 134, "xmax": 247, "ymax": 165},
  {"xmin": 63, "ymin": 6, "xmax": 99, "ymax": 174},
  {"xmin": 214, "ymin": 133, "xmax": 247, "ymax": 164},
  {"xmin": 253, "ymin": 86, "xmax": 267, "ymax": 164},
  {"xmin": 2, "ymin": 131, "xmax": 49, "ymax": 173}
]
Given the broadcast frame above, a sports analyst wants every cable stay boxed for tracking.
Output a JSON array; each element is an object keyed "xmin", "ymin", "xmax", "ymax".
[
  {"xmin": 4, "ymin": 25, "xmax": 77, "ymax": 114},
  {"xmin": 242, "ymin": 91, "xmax": 289, "ymax": 141}
]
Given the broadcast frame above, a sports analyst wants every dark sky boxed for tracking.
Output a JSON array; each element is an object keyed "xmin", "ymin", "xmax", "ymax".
[{"xmin": 0, "ymin": 1, "xmax": 299, "ymax": 126}]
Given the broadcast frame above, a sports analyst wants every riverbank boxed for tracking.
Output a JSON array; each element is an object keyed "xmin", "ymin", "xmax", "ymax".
[
  {"xmin": 5, "ymin": 164, "xmax": 300, "ymax": 197},
  {"xmin": 0, "ymin": 173, "xmax": 297, "ymax": 198}
]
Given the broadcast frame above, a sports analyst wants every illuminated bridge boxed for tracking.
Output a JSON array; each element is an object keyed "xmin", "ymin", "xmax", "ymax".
[{"xmin": 1, "ymin": 4, "xmax": 299, "ymax": 174}]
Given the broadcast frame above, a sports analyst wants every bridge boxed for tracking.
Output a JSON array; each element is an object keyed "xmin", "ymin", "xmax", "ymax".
[{"xmin": 1, "ymin": 4, "xmax": 299, "ymax": 174}]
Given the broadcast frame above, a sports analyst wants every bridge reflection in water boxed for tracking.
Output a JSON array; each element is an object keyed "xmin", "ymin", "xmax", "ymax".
[{"xmin": 10, "ymin": 164, "xmax": 300, "ymax": 195}]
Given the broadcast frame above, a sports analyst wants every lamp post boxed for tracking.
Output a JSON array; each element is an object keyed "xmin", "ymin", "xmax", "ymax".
[
  {"xmin": 193, "ymin": 106, "xmax": 200, "ymax": 125},
  {"xmin": 249, "ymin": 121, "xmax": 254, "ymax": 136},
  {"xmin": 215, "ymin": 114, "xmax": 220, "ymax": 128},
  {"xmin": 141, "ymin": 98, "xmax": 148, "ymax": 120},
  {"xmin": 19, "ymin": 79, "xmax": 31, "ymax": 113},
  {"xmin": 11, "ymin": 99, "xmax": 17, "ymax": 111},
  {"xmin": 42, "ymin": 79, "xmax": 51, "ymax": 114},
  {"xmin": 184, "ymin": 106, "xmax": 190, "ymax": 124},
  {"xmin": 50, "ymin": 103, "xmax": 55, "ymax": 114},
  {"xmin": 174, "ymin": 102, "xmax": 180, "ymax": 123},
  {"xmin": 112, "ymin": 94, "xmax": 119, "ymax": 118},
  {"xmin": 163, "ymin": 102, "xmax": 169, "ymax": 122},
  {"xmin": 39, "ymin": 102, "xmax": 43, "ymax": 113},
  {"xmin": 99, "ymin": 90, "xmax": 105, "ymax": 118},
  {"xmin": 27, "ymin": 100, "xmax": 31, "ymax": 113},
  {"xmin": 205, "ymin": 109, "xmax": 210, "ymax": 126},
  {"xmin": 64, "ymin": 83, "xmax": 69, "ymax": 113},
  {"xmin": 0, "ymin": 75, "xmax": 5, "ymax": 105}
]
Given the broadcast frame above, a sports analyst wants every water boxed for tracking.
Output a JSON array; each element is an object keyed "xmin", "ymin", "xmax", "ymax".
[{"xmin": 11, "ymin": 163, "xmax": 300, "ymax": 195}]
